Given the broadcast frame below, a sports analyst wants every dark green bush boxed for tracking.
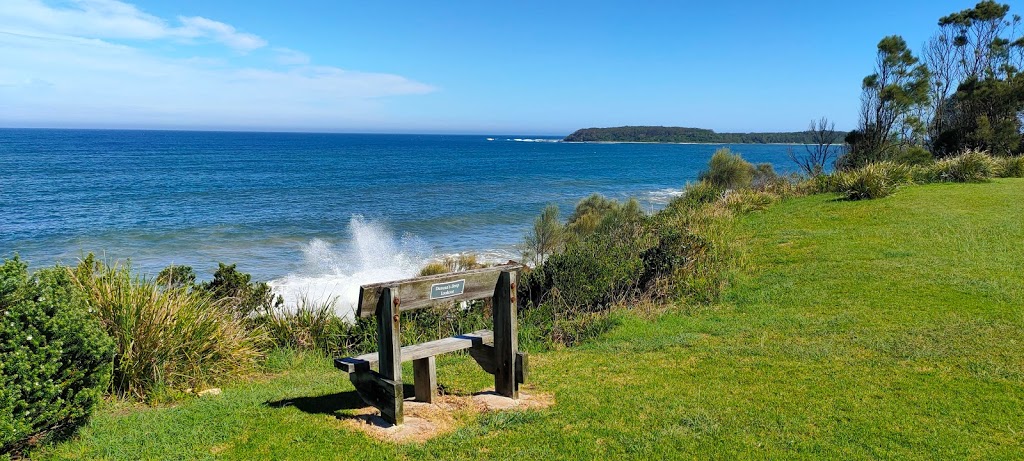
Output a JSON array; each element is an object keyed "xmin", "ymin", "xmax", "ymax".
[
  {"xmin": 1, "ymin": 258, "xmax": 114, "ymax": 455},
  {"xmin": 542, "ymin": 225, "xmax": 647, "ymax": 313},
  {"xmin": 200, "ymin": 263, "xmax": 282, "ymax": 318},
  {"xmin": 893, "ymin": 145, "xmax": 933, "ymax": 166},
  {"xmin": 156, "ymin": 265, "xmax": 196, "ymax": 289},
  {"xmin": 699, "ymin": 148, "xmax": 755, "ymax": 190}
]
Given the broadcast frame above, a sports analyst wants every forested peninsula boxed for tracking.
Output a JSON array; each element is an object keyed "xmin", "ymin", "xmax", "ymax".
[{"xmin": 563, "ymin": 126, "xmax": 848, "ymax": 144}]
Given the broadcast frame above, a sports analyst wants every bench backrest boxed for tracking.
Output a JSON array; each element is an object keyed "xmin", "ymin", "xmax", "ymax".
[{"xmin": 356, "ymin": 262, "xmax": 523, "ymax": 318}]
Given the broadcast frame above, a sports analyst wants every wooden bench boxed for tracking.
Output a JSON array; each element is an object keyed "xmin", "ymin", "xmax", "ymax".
[{"xmin": 334, "ymin": 263, "xmax": 528, "ymax": 425}]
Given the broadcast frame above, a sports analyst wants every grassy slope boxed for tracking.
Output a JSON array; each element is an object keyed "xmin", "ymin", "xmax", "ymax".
[{"xmin": 38, "ymin": 180, "xmax": 1024, "ymax": 460}]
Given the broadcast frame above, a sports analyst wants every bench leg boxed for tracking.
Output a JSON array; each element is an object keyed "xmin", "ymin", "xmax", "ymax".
[{"xmin": 413, "ymin": 357, "xmax": 437, "ymax": 403}]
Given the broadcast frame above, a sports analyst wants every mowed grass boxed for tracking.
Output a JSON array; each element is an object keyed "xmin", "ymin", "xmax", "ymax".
[{"xmin": 36, "ymin": 180, "xmax": 1024, "ymax": 460}]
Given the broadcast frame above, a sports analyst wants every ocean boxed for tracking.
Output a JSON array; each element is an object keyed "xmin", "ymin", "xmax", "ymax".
[{"xmin": 0, "ymin": 129, "xmax": 805, "ymax": 314}]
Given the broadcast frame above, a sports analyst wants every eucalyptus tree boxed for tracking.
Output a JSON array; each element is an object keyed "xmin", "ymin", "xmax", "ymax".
[{"xmin": 846, "ymin": 36, "xmax": 930, "ymax": 167}]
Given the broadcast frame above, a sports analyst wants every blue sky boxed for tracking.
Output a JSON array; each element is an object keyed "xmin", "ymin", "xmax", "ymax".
[{"xmin": 0, "ymin": 0, "xmax": 988, "ymax": 134}]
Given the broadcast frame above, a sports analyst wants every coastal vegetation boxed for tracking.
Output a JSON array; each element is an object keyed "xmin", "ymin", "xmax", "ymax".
[
  {"xmin": 21, "ymin": 176, "xmax": 1024, "ymax": 459},
  {"xmin": 841, "ymin": 0, "xmax": 1024, "ymax": 167},
  {"xmin": 563, "ymin": 126, "xmax": 848, "ymax": 144},
  {"xmin": 3, "ymin": 1, "xmax": 1023, "ymax": 458}
]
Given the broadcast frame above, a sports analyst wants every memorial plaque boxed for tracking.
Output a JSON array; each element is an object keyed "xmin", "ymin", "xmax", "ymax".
[{"xmin": 429, "ymin": 279, "xmax": 465, "ymax": 299}]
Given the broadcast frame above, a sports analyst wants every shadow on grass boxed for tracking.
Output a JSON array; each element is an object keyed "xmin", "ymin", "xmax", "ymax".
[{"xmin": 264, "ymin": 384, "xmax": 416, "ymax": 417}]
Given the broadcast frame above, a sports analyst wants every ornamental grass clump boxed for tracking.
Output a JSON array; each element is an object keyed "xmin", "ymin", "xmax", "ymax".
[
  {"xmin": 69, "ymin": 257, "xmax": 266, "ymax": 400},
  {"xmin": 995, "ymin": 156, "xmax": 1024, "ymax": 178},
  {"xmin": 931, "ymin": 150, "xmax": 1001, "ymax": 182},
  {"xmin": 1, "ymin": 258, "xmax": 114, "ymax": 455},
  {"xmin": 836, "ymin": 161, "xmax": 912, "ymax": 200}
]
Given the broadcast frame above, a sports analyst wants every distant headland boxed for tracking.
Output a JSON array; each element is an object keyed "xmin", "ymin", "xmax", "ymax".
[{"xmin": 563, "ymin": 126, "xmax": 848, "ymax": 144}]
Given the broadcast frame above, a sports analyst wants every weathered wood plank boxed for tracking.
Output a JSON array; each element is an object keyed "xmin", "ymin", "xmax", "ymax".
[
  {"xmin": 349, "ymin": 370, "xmax": 403, "ymax": 423},
  {"xmin": 334, "ymin": 330, "xmax": 494, "ymax": 373},
  {"xmin": 467, "ymin": 344, "xmax": 528, "ymax": 384},
  {"xmin": 493, "ymin": 271, "xmax": 519, "ymax": 398},
  {"xmin": 413, "ymin": 357, "xmax": 436, "ymax": 403},
  {"xmin": 376, "ymin": 287, "xmax": 403, "ymax": 425},
  {"xmin": 357, "ymin": 263, "xmax": 523, "ymax": 317}
]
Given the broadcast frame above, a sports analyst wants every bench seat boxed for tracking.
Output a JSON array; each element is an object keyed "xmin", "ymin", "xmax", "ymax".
[{"xmin": 334, "ymin": 330, "xmax": 494, "ymax": 373}]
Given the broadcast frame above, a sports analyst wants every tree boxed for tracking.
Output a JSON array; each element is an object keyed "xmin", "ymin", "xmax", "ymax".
[
  {"xmin": 928, "ymin": 1, "xmax": 1024, "ymax": 156},
  {"xmin": 521, "ymin": 204, "xmax": 564, "ymax": 267},
  {"xmin": 789, "ymin": 117, "xmax": 837, "ymax": 175},
  {"xmin": 846, "ymin": 36, "xmax": 930, "ymax": 167}
]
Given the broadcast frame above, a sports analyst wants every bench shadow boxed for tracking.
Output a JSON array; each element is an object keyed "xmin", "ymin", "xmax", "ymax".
[{"xmin": 264, "ymin": 384, "xmax": 417, "ymax": 417}]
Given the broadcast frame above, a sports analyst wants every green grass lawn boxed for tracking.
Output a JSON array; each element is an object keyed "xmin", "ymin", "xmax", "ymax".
[{"xmin": 36, "ymin": 180, "xmax": 1024, "ymax": 460}]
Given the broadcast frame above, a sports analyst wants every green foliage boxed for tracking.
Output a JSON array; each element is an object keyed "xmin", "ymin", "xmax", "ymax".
[
  {"xmin": 565, "ymin": 194, "xmax": 620, "ymax": 236},
  {"xmin": 722, "ymin": 189, "xmax": 779, "ymax": 214},
  {"xmin": 518, "ymin": 186, "xmax": 738, "ymax": 346},
  {"xmin": 751, "ymin": 163, "xmax": 779, "ymax": 189},
  {"xmin": 893, "ymin": 145, "xmax": 934, "ymax": 166},
  {"xmin": 418, "ymin": 262, "xmax": 448, "ymax": 277},
  {"xmin": 0, "ymin": 258, "xmax": 113, "ymax": 455},
  {"xmin": 200, "ymin": 263, "xmax": 282, "ymax": 318},
  {"xmin": 834, "ymin": 161, "xmax": 912, "ymax": 200},
  {"xmin": 672, "ymin": 181, "xmax": 723, "ymax": 210},
  {"xmin": 995, "ymin": 156, "xmax": 1024, "ymax": 177},
  {"xmin": 416, "ymin": 254, "xmax": 483, "ymax": 276},
  {"xmin": 698, "ymin": 148, "xmax": 755, "ymax": 190},
  {"xmin": 70, "ymin": 257, "xmax": 267, "ymax": 400},
  {"xmin": 156, "ymin": 265, "xmax": 196, "ymax": 290},
  {"xmin": 563, "ymin": 126, "xmax": 848, "ymax": 144},
  {"xmin": 931, "ymin": 150, "xmax": 1001, "ymax": 182},
  {"xmin": 520, "ymin": 204, "xmax": 564, "ymax": 267},
  {"xmin": 30, "ymin": 181, "xmax": 1024, "ymax": 460},
  {"xmin": 541, "ymin": 216, "xmax": 649, "ymax": 314},
  {"xmin": 256, "ymin": 297, "xmax": 354, "ymax": 356}
]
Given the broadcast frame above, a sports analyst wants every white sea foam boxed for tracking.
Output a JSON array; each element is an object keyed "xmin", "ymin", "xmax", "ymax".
[
  {"xmin": 268, "ymin": 216, "xmax": 430, "ymax": 321},
  {"xmin": 645, "ymin": 188, "xmax": 685, "ymax": 205}
]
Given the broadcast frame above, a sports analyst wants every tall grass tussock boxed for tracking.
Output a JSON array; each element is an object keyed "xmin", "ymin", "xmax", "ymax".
[{"xmin": 69, "ymin": 257, "xmax": 267, "ymax": 399}]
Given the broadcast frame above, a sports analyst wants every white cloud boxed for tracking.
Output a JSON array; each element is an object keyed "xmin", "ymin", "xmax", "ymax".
[
  {"xmin": 0, "ymin": 1, "xmax": 436, "ymax": 129},
  {"xmin": 274, "ymin": 47, "xmax": 312, "ymax": 66},
  {"xmin": 0, "ymin": 0, "xmax": 266, "ymax": 51},
  {"xmin": 176, "ymin": 16, "xmax": 267, "ymax": 52}
]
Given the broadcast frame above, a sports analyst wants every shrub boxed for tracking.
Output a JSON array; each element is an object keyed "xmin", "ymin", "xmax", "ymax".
[
  {"xmin": 698, "ymin": 148, "xmax": 755, "ymax": 190},
  {"xmin": 836, "ymin": 161, "xmax": 911, "ymax": 200},
  {"xmin": 70, "ymin": 257, "xmax": 267, "ymax": 399},
  {"xmin": 257, "ymin": 296, "xmax": 352, "ymax": 356},
  {"xmin": 1, "ymin": 258, "xmax": 114, "ymax": 454},
  {"xmin": 200, "ymin": 263, "xmax": 282, "ymax": 318},
  {"xmin": 931, "ymin": 150, "xmax": 1000, "ymax": 182},
  {"xmin": 541, "ymin": 223, "xmax": 648, "ymax": 313},
  {"xmin": 751, "ymin": 163, "xmax": 779, "ymax": 190},
  {"xmin": 671, "ymin": 181, "xmax": 722, "ymax": 210},
  {"xmin": 893, "ymin": 145, "xmax": 933, "ymax": 166},
  {"xmin": 418, "ymin": 262, "xmax": 449, "ymax": 277},
  {"xmin": 156, "ymin": 265, "xmax": 196, "ymax": 290},
  {"xmin": 722, "ymin": 189, "xmax": 778, "ymax": 213},
  {"xmin": 995, "ymin": 156, "xmax": 1024, "ymax": 178},
  {"xmin": 520, "ymin": 204, "xmax": 564, "ymax": 267},
  {"xmin": 565, "ymin": 194, "xmax": 621, "ymax": 236}
]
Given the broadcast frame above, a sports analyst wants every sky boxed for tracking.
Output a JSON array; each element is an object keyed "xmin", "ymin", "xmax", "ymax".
[{"xmin": 0, "ymin": 0, "xmax": 995, "ymax": 134}]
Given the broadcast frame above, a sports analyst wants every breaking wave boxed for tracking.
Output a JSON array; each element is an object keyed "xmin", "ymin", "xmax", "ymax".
[{"xmin": 267, "ymin": 216, "xmax": 430, "ymax": 321}]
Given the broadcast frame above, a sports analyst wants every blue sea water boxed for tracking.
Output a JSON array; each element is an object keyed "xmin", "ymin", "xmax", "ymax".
[{"xmin": 0, "ymin": 129, "xmax": 805, "ymax": 312}]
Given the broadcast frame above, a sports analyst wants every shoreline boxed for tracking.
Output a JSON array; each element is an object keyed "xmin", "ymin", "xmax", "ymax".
[{"xmin": 559, "ymin": 141, "xmax": 818, "ymax": 146}]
